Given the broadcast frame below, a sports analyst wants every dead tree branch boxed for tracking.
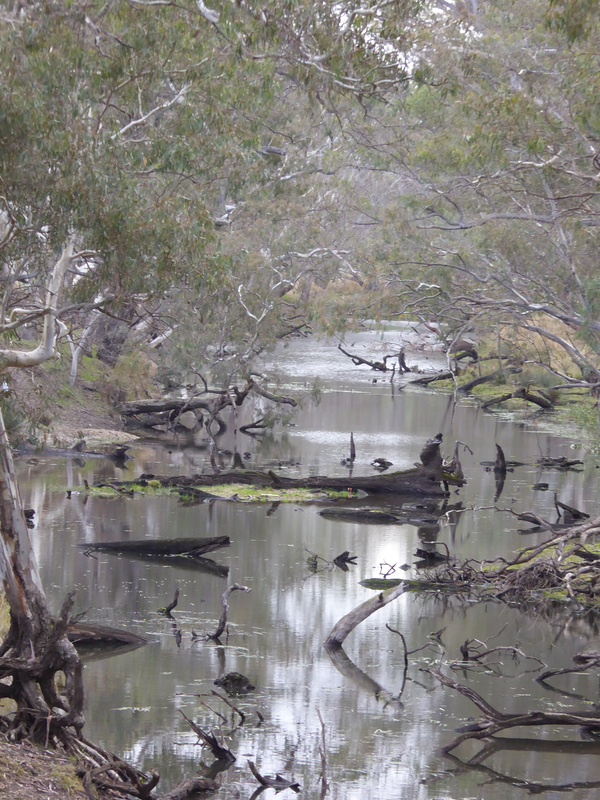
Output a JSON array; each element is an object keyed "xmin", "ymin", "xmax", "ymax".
[
  {"xmin": 208, "ymin": 584, "xmax": 251, "ymax": 640},
  {"xmin": 248, "ymin": 760, "xmax": 300, "ymax": 792},
  {"xmin": 428, "ymin": 668, "xmax": 600, "ymax": 752},
  {"xmin": 179, "ymin": 710, "xmax": 236, "ymax": 762},
  {"xmin": 324, "ymin": 583, "xmax": 407, "ymax": 649}
]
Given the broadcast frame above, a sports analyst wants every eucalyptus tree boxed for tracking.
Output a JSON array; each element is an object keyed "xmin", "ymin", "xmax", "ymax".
[
  {"xmin": 361, "ymin": 0, "xmax": 600, "ymax": 384},
  {"xmin": 0, "ymin": 0, "xmax": 426, "ymax": 746},
  {"xmin": 0, "ymin": 0, "xmax": 275, "ymax": 746}
]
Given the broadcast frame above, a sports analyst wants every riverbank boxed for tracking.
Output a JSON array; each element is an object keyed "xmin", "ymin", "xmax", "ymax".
[
  {"xmin": 412, "ymin": 359, "xmax": 599, "ymax": 448},
  {"xmin": 0, "ymin": 736, "xmax": 89, "ymax": 800}
]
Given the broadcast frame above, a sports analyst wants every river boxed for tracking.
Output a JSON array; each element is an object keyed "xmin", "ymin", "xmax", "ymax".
[{"xmin": 16, "ymin": 326, "xmax": 600, "ymax": 800}]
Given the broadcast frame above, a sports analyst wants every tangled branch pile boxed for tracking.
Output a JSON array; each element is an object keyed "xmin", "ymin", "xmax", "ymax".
[{"xmin": 418, "ymin": 516, "xmax": 600, "ymax": 611}]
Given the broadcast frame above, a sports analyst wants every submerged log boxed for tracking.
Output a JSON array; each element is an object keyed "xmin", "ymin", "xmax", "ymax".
[{"xmin": 318, "ymin": 508, "xmax": 403, "ymax": 523}]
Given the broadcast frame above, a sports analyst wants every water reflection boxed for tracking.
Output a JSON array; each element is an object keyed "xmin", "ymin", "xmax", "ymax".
[{"xmin": 15, "ymin": 330, "xmax": 600, "ymax": 799}]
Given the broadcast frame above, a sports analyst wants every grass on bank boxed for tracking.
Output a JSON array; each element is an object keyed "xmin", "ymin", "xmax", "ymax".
[{"xmin": 431, "ymin": 361, "xmax": 600, "ymax": 439}]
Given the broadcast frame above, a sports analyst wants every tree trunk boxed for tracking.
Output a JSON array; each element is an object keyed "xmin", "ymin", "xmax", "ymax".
[{"xmin": 0, "ymin": 407, "xmax": 84, "ymax": 741}]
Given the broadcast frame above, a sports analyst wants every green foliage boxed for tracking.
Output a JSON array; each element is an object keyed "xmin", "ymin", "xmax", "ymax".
[
  {"xmin": 545, "ymin": 0, "xmax": 598, "ymax": 41},
  {"xmin": 107, "ymin": 350, "xmax": 157, "ymax": 402}
]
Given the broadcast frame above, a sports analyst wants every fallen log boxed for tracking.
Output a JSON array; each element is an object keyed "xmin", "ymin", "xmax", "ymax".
[
  {"xmin": 458, "ymin": 366, "xmax": 522, "ymax": 393},
  {"xmin": 67, "ymin": 622, "xmax": 148, "ymax": 649},
  {"xmin": 117, "ymin": 377, "xmax": 297, "ymax": 418},
  {"xmin": 144, "ymin": 468, "xmax": 455, "ymax": 498},
  {"xmin": 537, "ymin": 456, "xmax": 584, "ymax": 470},
  {"xmin": 481, "ymin": 388, "xmax": 554, "ymax": 410},
  {"xmin": 79, "ymin": 536, "xmax": 229, "ymax": 558}
]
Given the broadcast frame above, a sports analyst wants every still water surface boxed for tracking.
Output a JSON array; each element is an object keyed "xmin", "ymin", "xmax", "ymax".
[{"xmin": 17, "ymin": 330, "xmax": 600, "ymax": 799}]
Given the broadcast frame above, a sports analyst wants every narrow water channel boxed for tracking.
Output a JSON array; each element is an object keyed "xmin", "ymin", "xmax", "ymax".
[{"xmin": 17, "ymin": 328, "xmax": 600, "ymax": 800}]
